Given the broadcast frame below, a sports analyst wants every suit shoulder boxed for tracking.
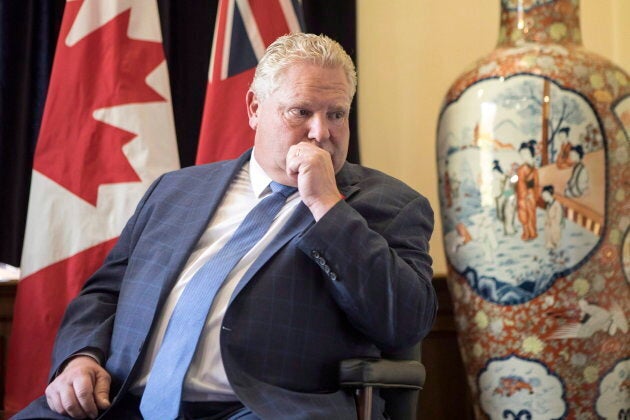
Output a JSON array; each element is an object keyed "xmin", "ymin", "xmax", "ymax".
[
  {"xmin": 162, "ymin": 160, "xmax": 235, "ymax": 182},
  {"xmin": 139, "ymin": 159, "xmax": 243, "ymax": 206},
  {"xmin": 343, "ymin": 162, "xmax": 427, "ymax": 204}
]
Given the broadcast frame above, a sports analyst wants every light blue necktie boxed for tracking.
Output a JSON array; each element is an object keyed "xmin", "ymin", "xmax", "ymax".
[{"xmin": 140, "ymin": 181, "xmax": 297, "ymax": 420}]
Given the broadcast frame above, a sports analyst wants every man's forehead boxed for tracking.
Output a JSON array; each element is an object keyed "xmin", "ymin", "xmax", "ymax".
[
  {"xmin": 277, "ymin": 91, "xmax": 351, "ymax": 108},
  {"xmin": 275, "ymin": 63, "xmax": 351, "ymax": 93},
  {"xmin": 277, "ymin": 84, "xmax": 352, "ymax": 107}
]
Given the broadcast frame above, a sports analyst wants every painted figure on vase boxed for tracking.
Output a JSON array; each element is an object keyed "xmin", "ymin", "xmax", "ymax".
[
  {"xmin": 555, "ymin": 127, "xmax": 574, "ymax": 170},
  {"xmin": 564, "ymin": 145, "xmax": 589, "ymax": 198},
  {"xmin": 516, "ymin": 140, "xmax": 540, "ymax": 241},
  {"xmin": 541, "ymin": 185, "xmax": 563, "ymax": 249},
  {"xmin": 492, "ymin": 159, "xmax": 517, "ymax": 236}
]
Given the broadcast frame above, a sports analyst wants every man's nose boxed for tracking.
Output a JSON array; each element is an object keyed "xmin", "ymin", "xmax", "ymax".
[{"xmin": 307, "ymin": 114, "xmax": 331, "ymax": 142}]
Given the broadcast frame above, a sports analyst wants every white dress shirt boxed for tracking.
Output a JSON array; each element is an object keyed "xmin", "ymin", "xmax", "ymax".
[{"xmin": 130, "ymin": 153, "xmax": 301, "ymax": 401}]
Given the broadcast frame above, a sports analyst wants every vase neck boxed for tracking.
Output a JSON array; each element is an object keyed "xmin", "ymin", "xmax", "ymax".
[{"xmin": 497, "ymin": 0, "xmax": 583, "ymax": 47}]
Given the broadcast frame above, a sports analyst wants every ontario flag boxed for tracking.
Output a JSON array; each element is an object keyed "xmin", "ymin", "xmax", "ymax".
[
  {"xmin": 195, "ymin": 0, "xmax": 305, "ymax": 164},
  {"xmin": 5, "ymin": 0, "xmax": 179, "ymax": 411}
]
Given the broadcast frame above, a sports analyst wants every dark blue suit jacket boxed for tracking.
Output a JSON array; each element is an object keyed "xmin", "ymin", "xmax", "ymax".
[{"xmin": 15, "ymin": 150, "xmax": 436, "ymax": 419}]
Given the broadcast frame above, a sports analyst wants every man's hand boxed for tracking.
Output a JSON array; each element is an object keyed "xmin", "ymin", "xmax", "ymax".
[
  {"xmin": 45, "ymin": 356, "xmax": 111, "ymax": 419},
  {"xmin": 286, "ymin": 142, "xmax": 342, "ymax": 221}
]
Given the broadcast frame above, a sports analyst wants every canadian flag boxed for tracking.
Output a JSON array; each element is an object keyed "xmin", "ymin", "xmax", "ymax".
[
  {"xmin": 5, "ymin": 0, "xmax": 179, "ymax": 411},
  {"xmin": 195, "ymin": 0, "xmax": 304, "ymax": 164}
]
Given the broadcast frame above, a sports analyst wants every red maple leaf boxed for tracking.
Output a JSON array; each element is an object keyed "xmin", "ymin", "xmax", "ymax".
[{"xmin": 34, "ymin": 1, "xmax": 167, "ymax": 206}]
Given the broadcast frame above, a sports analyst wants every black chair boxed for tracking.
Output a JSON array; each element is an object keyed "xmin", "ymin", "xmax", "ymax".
[{"xmin": 340, "ymin": 343, "xmax": 425, "ymax": 419}]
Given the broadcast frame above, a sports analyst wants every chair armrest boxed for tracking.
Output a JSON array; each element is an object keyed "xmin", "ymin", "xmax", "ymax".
[{"xmin": 339, "ymin": 358, "xmax": 426, "ymax": 390}]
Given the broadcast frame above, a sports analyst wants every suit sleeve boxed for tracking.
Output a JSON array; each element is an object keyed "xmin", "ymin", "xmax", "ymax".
[
  {"xmin": 296, "ymin": 193, "xmax": 437, "ymax": 351},
  {"xmin": 48, "ymin": 176, "xmax": 164, "ymax": 380}
]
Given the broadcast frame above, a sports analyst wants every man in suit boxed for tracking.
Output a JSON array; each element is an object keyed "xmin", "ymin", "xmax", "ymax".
[{"xmin": 14, "ymin": 33, "xmax": 436, "ymax": 420}]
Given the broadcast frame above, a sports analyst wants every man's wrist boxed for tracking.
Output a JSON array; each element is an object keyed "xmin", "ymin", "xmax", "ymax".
[
  {"xmin": 308, "ymin": 195, "xmax": 343, "ymax": 221},
  {"xmin": 55, "ymin": 350, "xmax": 102, "ymax": 377}
]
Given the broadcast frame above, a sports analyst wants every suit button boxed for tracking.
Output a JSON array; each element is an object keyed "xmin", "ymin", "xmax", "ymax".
[
  {"xmin": 312, "ymin": 250, "xmax": 320, "ymax": 258},
  {"xmin": 323, "ymin": 265, "xmax": 331, "ymax": 274},
  {"xmin": 330, "ymin": 272, "xmax": 338, "ymax": 281}
]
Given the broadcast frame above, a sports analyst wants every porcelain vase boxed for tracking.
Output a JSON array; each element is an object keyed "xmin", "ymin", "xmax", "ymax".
[{"xmin": 436, "ymin": 0, "xmax": 629, "ymax": 418}]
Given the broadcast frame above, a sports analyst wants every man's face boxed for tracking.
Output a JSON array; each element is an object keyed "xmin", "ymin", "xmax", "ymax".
[{"xmin": 247, "ymin": 62, "xmax": 352, "ymax": 185}]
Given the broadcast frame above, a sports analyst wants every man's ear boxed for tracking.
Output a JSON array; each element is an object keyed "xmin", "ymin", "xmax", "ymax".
[{"xmin": 246, "ymin": 90, "xmax": 259, "ymax": 130}]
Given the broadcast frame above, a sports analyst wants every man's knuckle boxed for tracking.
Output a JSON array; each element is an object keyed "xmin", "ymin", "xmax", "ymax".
[
  {"xmin": 61, "ymin": 399, "xmax": 79, "ymax": 412},
  {"xmin": 45, "ymin": 394, "xmax": 59, "ymax": 412},
  {"xmin": 75, "ymin": 388, "xmax": 92, "ymax": 399}
]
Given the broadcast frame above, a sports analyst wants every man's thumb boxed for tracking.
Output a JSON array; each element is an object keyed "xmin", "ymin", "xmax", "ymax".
[{"xmin": 94, "ymin": 371, "xmax": 112, "ymax": 409}]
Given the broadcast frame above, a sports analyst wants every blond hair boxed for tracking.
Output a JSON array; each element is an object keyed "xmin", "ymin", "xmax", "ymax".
[{"xmin": 251, "ymin": 33, "xmax": 357, "ymax": 100}]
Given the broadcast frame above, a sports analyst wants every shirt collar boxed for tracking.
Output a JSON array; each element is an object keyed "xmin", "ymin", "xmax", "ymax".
[{"xmin": 249, "ymin": 149, "xmax": 273, "ymax": 198}]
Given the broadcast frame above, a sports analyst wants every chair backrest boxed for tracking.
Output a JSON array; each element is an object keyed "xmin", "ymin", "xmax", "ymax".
[{"xmin": 380, "ymin": 342, "xmax": 423, "ymax": 419}]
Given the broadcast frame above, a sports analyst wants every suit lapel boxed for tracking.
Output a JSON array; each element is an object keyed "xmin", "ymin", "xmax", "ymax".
[{"xmin": 230, "ymin": 202, "xmax": 314, "ymax": 302}]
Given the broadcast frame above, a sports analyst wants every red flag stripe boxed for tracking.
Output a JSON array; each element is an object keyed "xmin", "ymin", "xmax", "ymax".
[{"xmin": 249, "ymin": 1, "xmax": 290, "ymax": 46}]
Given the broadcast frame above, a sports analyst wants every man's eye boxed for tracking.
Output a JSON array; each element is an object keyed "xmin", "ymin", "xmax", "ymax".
[
  {"xmin": 332, "ymin": 111, "xmax": 345, "ymax": 120},
  {"xmin": 289, "ymin": 109, "xmax": 310, "ymax": 117},
  {"xmin": 329, "ymin": 111, "xmax": 346, "ymax": 121}
]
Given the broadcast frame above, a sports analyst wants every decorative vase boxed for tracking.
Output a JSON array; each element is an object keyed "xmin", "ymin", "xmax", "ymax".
[{"xmin": 436, "ymin": 0, "xmax": 629, "ymax": 418}]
